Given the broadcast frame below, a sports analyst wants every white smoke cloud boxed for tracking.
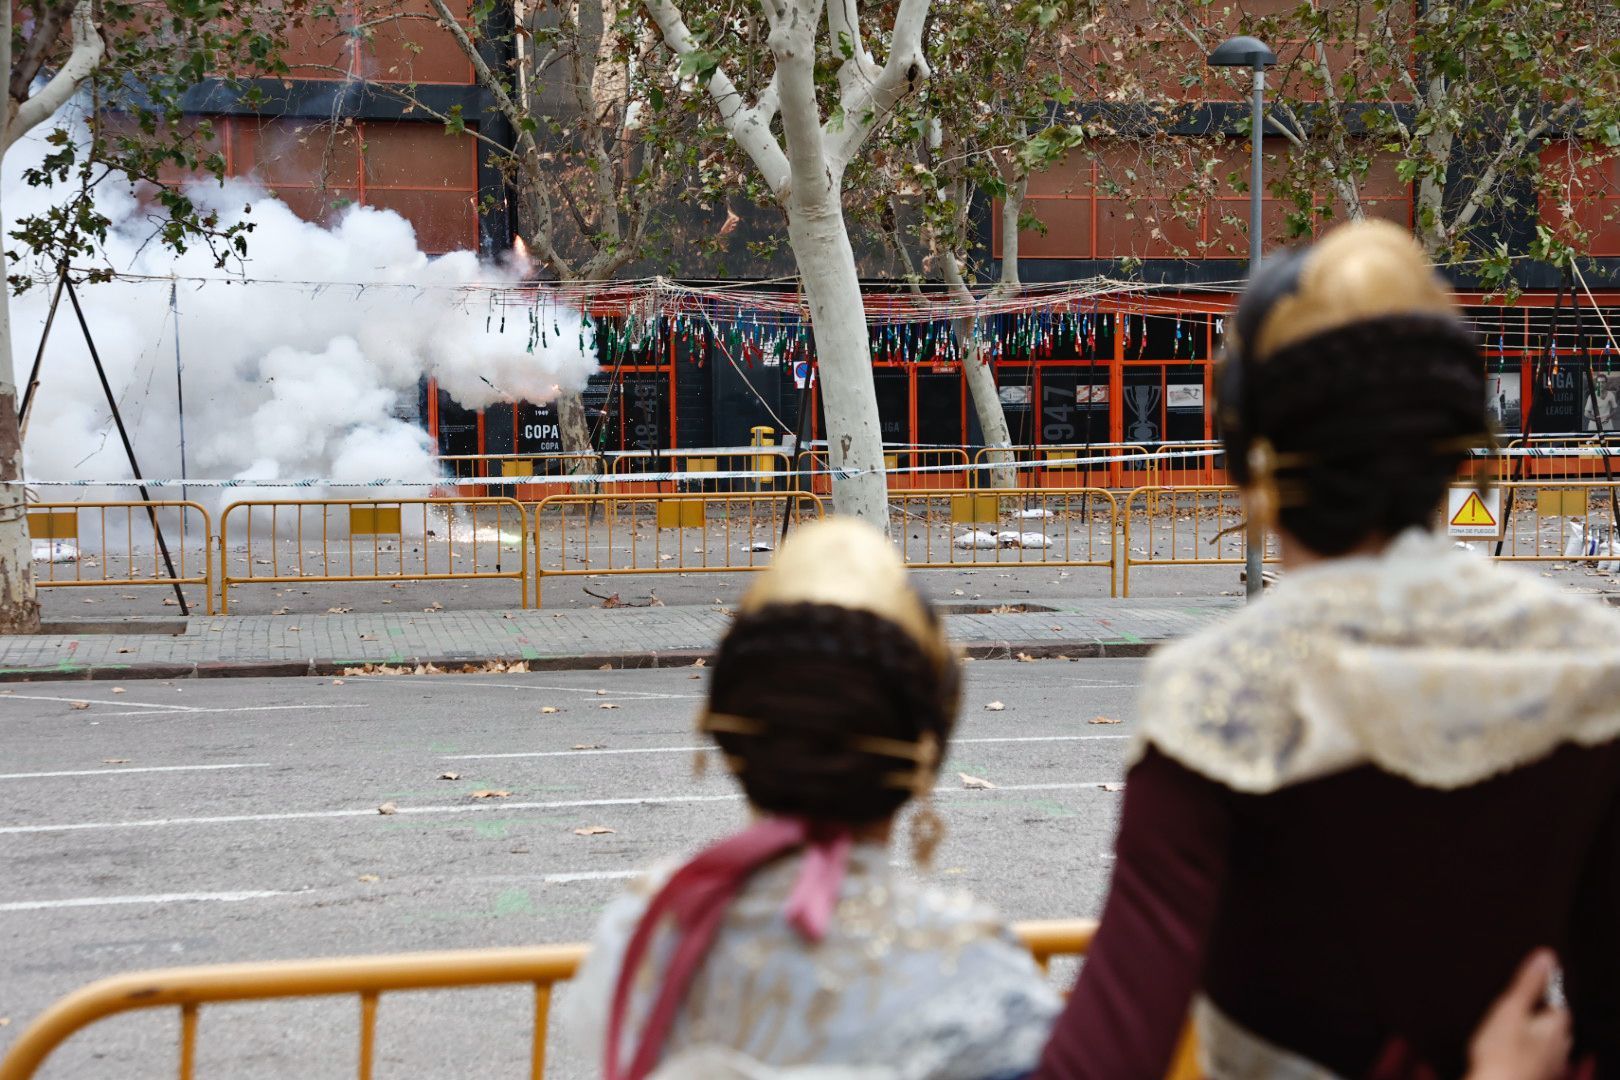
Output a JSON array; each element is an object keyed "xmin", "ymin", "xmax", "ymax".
[{"xmin": 7, "ymin": 111, "xmax": 597, "ymax": 512}]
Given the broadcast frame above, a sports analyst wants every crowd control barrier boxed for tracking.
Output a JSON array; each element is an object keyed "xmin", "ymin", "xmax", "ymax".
[
  {"xmin": 1486, "ymin": 480, "xmax": 1620, "ymax": 565},
  {"xmin": 1501, "ymin": 437, "xmax": 1620, "ymax": 485},
  {"xmin": 606, "ymin": 448, "xmax": 796, "ymax": 496},
  {"xmin": 1141, "ymin": 441, "xmax": 1227, "ymax": 488},
  {"xmin": 1121, "ymin": 485, "xmax": 1279, "ymax": 596},
  {"xmin": 0, "ymin": 920, "xmax": 1205, "ymax": 1080},
  {"xmin": 795, "ymin": 447, "xmax": 972, "ymax": 493},
  {"xmin": 28, "ymin": 501, "xmax": 215, "ymax": 613},
  {"xmin": 218, "ymin": 498, "xmax": 529, "ymax": 612},
  {"xmin": 435, "ymin": 453, "xmax": 607, "ymax": 501},
  {"xmin": 889, "ymin": 488, "xmax": 1119, "ymax": 596},
  {"xmin": 970, "ymin": 443, "xmax": 1154, "ymax": 490},
  {"xmin": 531, "ymin": 490, "xmax": 825, "ymax": 606}
]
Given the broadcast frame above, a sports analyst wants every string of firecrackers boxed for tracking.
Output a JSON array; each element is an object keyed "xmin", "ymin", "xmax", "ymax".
[
  {"xmin": 82, "ymin": 268, "xmax": 1245, "ymax": 327},
  {"xmin": 15, "ymin": 445, "xmax": 1620, "ymax": 491}
]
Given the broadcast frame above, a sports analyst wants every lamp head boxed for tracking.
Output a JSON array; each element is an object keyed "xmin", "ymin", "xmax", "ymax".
[{"xmin": 1208, "ymin": 35, "xmax": 1277, "ymax": 69}]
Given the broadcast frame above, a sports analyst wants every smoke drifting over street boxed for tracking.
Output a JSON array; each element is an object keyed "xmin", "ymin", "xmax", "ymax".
[{"xmin": 6, "ymin": 113, "xmax": 597, "ymax": 507}]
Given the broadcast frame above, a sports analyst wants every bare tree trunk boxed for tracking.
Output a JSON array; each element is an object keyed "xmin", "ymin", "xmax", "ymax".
[
  {"xmin": 943, "ymin": 258, "xmax": 1015, "ymax": 488},
  {"xmin": 787, "ymin": 200, "xmax": 890, "ymax": 525},
  {"xmin": 0, "ymin": 0, "xmax": 101, "ymax": 634},
  {"xmin": 555, "ymin": 387, "xmax": 595, "ymax": 475},
  {"xmin": 0, "ymin": 185, "xmax": 39, "ymax": 632}
]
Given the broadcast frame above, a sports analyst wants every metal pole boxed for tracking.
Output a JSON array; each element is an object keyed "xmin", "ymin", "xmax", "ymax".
[
  {"xmin": 64, "ymin": 279, "xmax": 190, "ymax": 616},
  {"xmin": 1245, "ymin": 65, "xmax": 1267, "ymax": 601},
  {"xmin": 17, "ymin": 268, "xmax": 67, "ymax": 440},
  {"xmin": 171, "ymin": 283, "xmax": 188, "ymax": 505}
]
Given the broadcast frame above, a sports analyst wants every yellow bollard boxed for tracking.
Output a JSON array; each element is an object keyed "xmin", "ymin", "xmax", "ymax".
[{"xmin": 750, "ymin": 425, "xmax": 776, "ymax": 491}]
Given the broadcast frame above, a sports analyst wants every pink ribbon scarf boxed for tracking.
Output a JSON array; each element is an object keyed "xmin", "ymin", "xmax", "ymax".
[{"xmin": 603, "ymin": 817, "xmax": 855, "ymax": 1080}]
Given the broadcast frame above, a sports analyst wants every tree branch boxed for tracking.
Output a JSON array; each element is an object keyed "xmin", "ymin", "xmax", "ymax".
[
  {"xmin": 826, "ymin": 0, "xmax": 881, "ymax": 100},
  {"xmin": 1450, "ymin": 111, "xmax": 1556, "ymax": 236},
  {"xmin": 8, "ymin": 0, "xmax": 102, "ymax": 150},
  {"xmin": 9, "ymin": 2, "xmax": 71, "ymax": 105},
  {"xmin": 643, "ymin": 0, "xmax": 792, "ymax": 198},
  {"xmin": 824, "ymin": 0, "xmax": 931, "ymax": 174},
  {"xmin": 425, "ymin": 0, "xmax": 573, "ymax": 277}
]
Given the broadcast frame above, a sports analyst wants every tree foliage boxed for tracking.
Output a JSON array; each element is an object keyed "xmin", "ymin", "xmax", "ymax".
[{"xmin": 7, "ymin": 0, "xmax": 311, "ymax": 291}]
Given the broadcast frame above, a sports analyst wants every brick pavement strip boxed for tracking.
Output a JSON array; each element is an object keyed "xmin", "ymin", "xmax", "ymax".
[{"xmin": 0, "ymin": 598, "xmax": 1239, "ymax": 681}]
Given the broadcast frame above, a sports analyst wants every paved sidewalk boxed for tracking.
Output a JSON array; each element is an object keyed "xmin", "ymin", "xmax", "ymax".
[{"xmin": 0, "ymin": 597, "xmax": 1237, "ymax": 681}]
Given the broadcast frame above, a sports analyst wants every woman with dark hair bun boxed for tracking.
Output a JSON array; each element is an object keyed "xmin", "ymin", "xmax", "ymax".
[
  {"xmin": 562, "ymin": 517, "xmax": 1061, "ymax": 1080},
  {"xmin": 1035, "ymin": 220, "xmax": 1620, "ymax": 1079}
]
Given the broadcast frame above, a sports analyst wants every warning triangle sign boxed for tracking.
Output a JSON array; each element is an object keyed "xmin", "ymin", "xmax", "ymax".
[{"xmin": 1450, "ymin": 491, "xmax": 1496, "ymax": 528}]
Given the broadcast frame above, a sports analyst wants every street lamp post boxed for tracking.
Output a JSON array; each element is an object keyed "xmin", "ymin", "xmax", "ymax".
[{"xmin": 1209, "ymin": 35, "xmax": 1276, "ymax": 601}]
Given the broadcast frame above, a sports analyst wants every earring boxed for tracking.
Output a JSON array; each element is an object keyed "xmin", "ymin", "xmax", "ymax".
[
  {"xmin": 1246, "ymin": 438, "xmax": 1280, "ymax": 532},
  {"xmin": 910, "ymin": 800, "xmax": 946, "ymax": 869}
]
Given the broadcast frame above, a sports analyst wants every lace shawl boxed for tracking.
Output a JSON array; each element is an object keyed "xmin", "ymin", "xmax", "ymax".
[
  {"xmin": 1134, "ymin": 529, "xmax": 1620, "ymax": 793},
  {"xmin": 561, "ymin": 845, "xmax": 1060, "ymax": 1080}
]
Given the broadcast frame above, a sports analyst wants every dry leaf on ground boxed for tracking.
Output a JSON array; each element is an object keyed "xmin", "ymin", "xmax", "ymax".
[
  {"xmin": 692, "ymin": 658, "xmax": 706, "ymax": 668},
  {"xmin": 599, "ymin": 703, "xmax": 620, "ymax": 710},
  {"xmin": 1101, "ymin": 783, "xmax": 1125, "ymax": 792},
  {"xmin": 984, "ymin": 701, "xmax": 1006, "ymax": 712},
  {"xmin": 358, "ymin": 874, "xmax": 380, "ymax": 884},
  {"xmin": 1015, "ymin": 652, "xmax": 1036, "ymax": 662},
  {"xmin": 540, "ymin": 706, "xmax": 562, "ymax": 714},
  {"xmin": 377, "ymin": 802, "xmax": 398, "ymax": 815},
  {"xmin": 102, "ymin": 758, "xmax": 131, "ymax": 765},
  {"xmin": 327, "ymin": 607, "xmax": 352, "ymax": 614},
  {"xmin": 573, "ymin": 825, "xmax": 615, "ymax": 836},
  {"xmin": 598, "ymin": 663, "xmax": 613, "ymax": 671},
  {"xmin": 116, "ymin": 647, "xmax": 132, "ymax": 654},
  {"xmin": 438, "ymin": 772, "xmax": 460, "ymax": 781},
  {"xmin": 111, "ymin": 687, "xmax": 125, "ymax": 694},
  {"xmin": 595, "ymin": 689, "xmax": 608, "ymax": 696},
  {"xmin": 959, "ymin": 772, "xmax": 997, "ymax": 790},
  {"xmin": 331, "ymin": 678, "xmax": 345, "ymax": 685},
  {"xmin": 572, "ymin": 743, "xmax": 606, "ymax": 750},
  {"xmin": 469, "ymin": 790, "xmax": 512, "ymax": 799},
  {"xmin": 1089, "ymin": 715, "xmax": 1123, "ymax": 725},
  {"xmin": 69, "ymin": 701, "xmax": 89, "ymax": 710}
]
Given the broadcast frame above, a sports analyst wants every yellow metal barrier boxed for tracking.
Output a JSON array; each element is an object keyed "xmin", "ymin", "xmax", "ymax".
[
  {"xmin": 1489, "ymin": 480, "xmax": 1620, "ymax": 564},
  {"xmin": 1501, "ymin": 437, "xmax": 1620, "ymax": 486},
  {"xmin": 434, "ymin": 452, "xmax": 607, "ymax": 501},
  {"xmin": 1122, "ymin": 485, "xmax": 1279, "ymax": 597},
  {"xmin": 532, "ymin": 490, "xmax": 826, "ymax": 606},
  {"xmin": 797, "ymin": 448, "xmax": 972, "ymax": 493},
  {"xmin": 218, "ymin": 498, "xmax": 529, "ymax": 613},
  {"xmin": 890, "ymin": 487, "xmax": 1119, "ymax": 596},
  {"xmin": 28, "ymin": 501, "xmax": 215, "ymax": 614},
  {"xmin": 1, "ymin": 920, "xmax": 1207, "ymax": 1080},
  {"xmin": 971, "ymin": 443, "xmax": 1153, "ymax": 490},
  {"xmin": 608, "ymin": 448, "xmax": 795, "ymax": 495},
  {"xmin": 1139, "ymin": 441, "xmax": 1227, "ymax": 490}
]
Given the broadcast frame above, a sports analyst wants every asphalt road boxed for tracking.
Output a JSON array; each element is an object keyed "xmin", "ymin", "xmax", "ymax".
[{"xmin": 0, "ymin": 660, "xmax": 1144, "ymax": 1078}]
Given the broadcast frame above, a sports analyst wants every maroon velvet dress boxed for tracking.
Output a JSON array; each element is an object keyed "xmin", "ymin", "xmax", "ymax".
[{"xmin": 1035, "ymin": 532, "xmax": 1620, "ymax": 1080}]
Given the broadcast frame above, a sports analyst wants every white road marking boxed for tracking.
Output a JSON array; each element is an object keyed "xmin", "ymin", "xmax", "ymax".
[
  {"xmin": 460, "ymin": 681, "xmax": 705, "ymax": 701},
  {"xmin": 0, "ymin": 783, "xmax": 1120, "ymax": 836},
  {"xmin": 0, "ymin": 890, "xmax": 294, "ymax": 912},
  {"xmin": 88, "ymin": 704, "xmax": 370, "ymax": 719},
  {"xmin": 0, "ymin": 763, "xmax": 271, "ymax": 780},
  {"xmin": 543, "ymin": 870, "xmax": 640, "ymax": 884},
  {"xmin": 444, "ymin": 734, "xmax": 1129, "ymax": 761},
  {"xmin": 0, "ymin": 694, "xmax": 369, "ymax": 719},
  {"xmin": 0, "ymin": 693, "xmax": 197, "ymax": 711}
]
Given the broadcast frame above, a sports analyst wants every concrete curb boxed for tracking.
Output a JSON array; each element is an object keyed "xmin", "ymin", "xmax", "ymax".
[{"xmin": 0, "ymin": 641, "xmax": 1161, "ymax": 682}]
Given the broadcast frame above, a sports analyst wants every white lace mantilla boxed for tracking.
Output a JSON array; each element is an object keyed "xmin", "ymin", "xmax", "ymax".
[
  {"xmin": 561, "ymin": 844, "xmax": 1061, "ymax": 1080},
  {"xmin": 1135, "ymin": 529, "xmax": 1620, "ymax": 793}
]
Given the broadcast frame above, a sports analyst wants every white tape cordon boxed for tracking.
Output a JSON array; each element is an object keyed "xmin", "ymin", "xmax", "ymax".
[{"xmin": 5, "ymin": 444, "xmax": 1615, "ymax": 489}]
